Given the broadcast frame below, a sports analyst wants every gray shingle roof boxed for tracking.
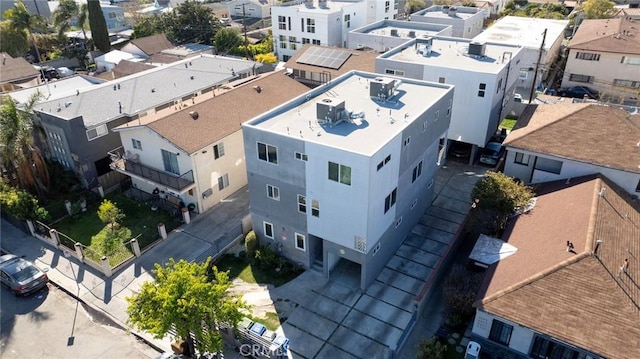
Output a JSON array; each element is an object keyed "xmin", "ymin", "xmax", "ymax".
[{"xmin": 34, "ymin": 55, "xmax": 259, "ymax": 128}]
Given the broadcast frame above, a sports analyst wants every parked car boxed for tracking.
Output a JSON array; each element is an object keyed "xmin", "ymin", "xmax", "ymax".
[
  {"xmin": 448, "ymin": 141, "xmax": 471, "ymax": 160},
  {"xmin": 557, "ymin": 86, "xmax": 599, "ymax": 99},
  {"xmin": 0, "ymin": 254, "xmax": 48, "ymax": 296},
  {"xmin": 479, "ymin": 142, "xmax": 505, "ymax": 166},
  {"xmin": 465, "ymin": 341, "xmax": 481, "ymax": 359},
  {"xmin": 56, "ymin": 67, "xmax": 74, "ymax": 78}
]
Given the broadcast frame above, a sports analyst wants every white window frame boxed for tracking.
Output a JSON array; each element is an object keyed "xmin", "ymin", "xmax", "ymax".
[
  {"xmin": 213, "ymin": 142, "xmax": 225, "ymax": 159},
  {"xmin": 297, "ymin": 194, "xmax": 306, "ymax": 213},
  {"xmin": 257, "ymin": 142, "xmax": 278, "ymax": 164},
  {"xmin": 295, "ymin": 233, "xmax": 306, "ymax": 251},
  {"xmin": 218, "ymin": 173, "xmax": 229, "ymax": 190},
  {"xmin": 295, "ymin": 152, "xmax": 308, "ymax": 161},
  {"xmin": 132, "ymin": 138, "xmax": 142, "ymax": 150},
  {"xmin": 86, "ymin": 124, "xmax": 108, "ymax": 141},
  {"xmin": 267, "ymin": 184, "xmax": 280, "ymax": 200},
  {"xmin": 514, "ymin": 152, "xmax": 530, "ymax": 165},
  {"xmin": 311, "ymin": 199, "xmax": 319, "ymax": 217},
  {"xmin": 263, "ymin": 221, "xmax": 274, "ymax": 239}
]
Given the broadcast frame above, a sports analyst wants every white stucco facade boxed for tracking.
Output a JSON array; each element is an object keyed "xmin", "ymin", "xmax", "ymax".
[{"xmin": 410, "ymin": 5, "xmax": 484, "ymax": 39}]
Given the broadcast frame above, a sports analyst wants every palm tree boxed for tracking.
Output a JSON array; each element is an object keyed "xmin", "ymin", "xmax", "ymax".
[
  {"xmin": 77, "ymin": 3, "xmax": 89, "ymax": 49},
  {"xmin": 3, "ymin": 0, "xmax": 46, "ymax": 62},
  {"xmin": 52, "ymin": 0, "xmax": 78, "ymax": 48},
  {"xmin": 0, "ymin": 93, "xmax": 50, "ymax": 199}
]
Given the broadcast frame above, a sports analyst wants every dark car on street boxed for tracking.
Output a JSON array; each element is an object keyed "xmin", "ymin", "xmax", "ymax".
[
  {"xmin": 0, "ymin": 254, "xmax": 48, "ymax": 296},
  {"xmin": 479, "ymin": 142, "xmax": 505, "ymax": 166},
  {"xmin": 557, "ymin": 86, "xmax": 599, "ymax": 99}
]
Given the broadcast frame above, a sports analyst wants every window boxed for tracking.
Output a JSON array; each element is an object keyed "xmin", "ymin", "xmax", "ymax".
[
  {"xmin": 295, "ymin": 152, "xmax": 308, "ymax": 161},
  {"xmin": 412, "ymin": 161, "xmax": 423, "ymax": 183},
  {"xmin": 438, "ymin": 77, "xmax": 445, "ymax": 84},
  {"xmin": 132, "ymin": 138, "xmax": 142, "ymax": 150},
  {"xmin": 377, "ymin": 155, "xmax": 391, "ymax": 171},
  {"xmin": 575, "ymin": 52, "xmax": 600, "ymax": 61},
  {"xmin": 257, "ymin": 142, "xmax": 278, "ymax": 164},
  {"xmin": 306, "ymin": 18, "xmax": 315, "ymax": 33},
  {"xmin": 279, "ymin": 34, "xmax": 286, "ymax": 42},
  {"xmin": 535, "ymin": 157, "xmax": 562, "ymax": 174},
  {"xmin": 488, "ymin": 320, "xmax": 513, "ymax": 345},
  {"xmin": 621, "ymin": 56, "xmax": 640, "ymax": 65},
  {"xmin": 312, "ymin": 39, "xmax": 321, "ymax": 45},
  {"xmin": 614, "ymin": 79, "xmax": 640, "ymax": 88},
  {"xmin": 280, "ymin": 42, "xmax": 287, "ymax": 49},
  {"xmin": 478, "ymin": 83, "xmax": 486, "ymax": 97},
  {"xmin": 311, "ymin": 199, "xmax": 319, "ymax": 217},
  {"xmin": 278, "ymin": 15, "xmax": 286, "ymax": 30},
  {"xmin": 530, "ymin": 336, "xmax": 585, "ymax": 359},
  {"xmin": 213, "ymin": 142, "xmax": 225, "ymax": 159},
  {"xmin": 302, "ymin": 38, "xmax": 310, "ymax": 44},
  {"xmin": 373, "ymin": 242, "xmax": 381, "ymax": 255},
  {"xmin": 86, "ymin": 124, "xmax": 108, "ymax": 141},
  {"xmin": 289, "ymin": 36, "xmax": 296, "ymax": 42},
  {"xmin": 385, "ymin": 0, "xmax": 390, "ymax": 11},
  {"xmin": 161, "ymin": 149, "xmax": 180, "ymax": 175},
  {"xmin": 301, "ymin": 18, "xmax": 304, "ymax": 31},
  {"xmin": 404, "ymin": 137, "xmax": 411, "ymax": 146},
  {"xmin": 267, "ymin": 185, "xmax": 279, "ymax": 200},
  {"xmin": 514, "ymin": 152, "xmax": 530, "ymax": 165},
  {"xmin": 569, "ymin": 74, "xmax": 593, "ymax": 83},
  {"xmin": 218, "ymin": 173, "xmax": 229, "ymax": 190},
  {"xmin": 519, "ymin": 70, "xmax": 528, "ymax": 80},
  {"xmin": 295, "ymin": 233, "xmax": 305, "ymax": 251},
  {"xmin": 290, "ymin": 43, "xmax": 297, "ymax": 50},
  {"xmin": 384, "ymin": 69, "xmax": 405, "ymax": 77},
  {"xmin": 384, "ymin": 188, "xmax": 397, "ymax": 213},
  {"xmin": 328, "ymin": 162, "xmax": 351, "ymax": 185},
  {"xmin": 344, "ymin": 14, "xmax": 351, "ymax": 28},
  {"xmin": 263, "ymin": 222, "xmax": 274, "ymax": 239},
  {"xmin": 298, "ymin": 195, "xmax": 306, "ymax": 213}
]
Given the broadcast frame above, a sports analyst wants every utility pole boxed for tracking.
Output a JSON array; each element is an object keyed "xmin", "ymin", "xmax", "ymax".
[
  {"xmin": 528, "ymin": 28, "xmax": 547, "ymax": 103},
  {"xmin": 242, "ymin": 3, "xmax": 249, "ymax": 60}
]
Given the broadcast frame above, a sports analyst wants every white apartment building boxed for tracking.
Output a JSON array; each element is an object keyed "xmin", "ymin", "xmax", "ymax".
[
  {"xmin": 271, "ymin": 0, "xmax": 399, "ymax": 61},
  {"xmin": 376, "ymin": 36, "xmax": 523, "ymax": 155},
  {"xmin": 347, "ymin": 19, "xmax": 452, "ymax": 52},
  {"xmin": 409, "ymin": 5, "xmax": 485, "ymax": 39},
  {"xmin": 242, "ymin": 71, "xmax": 454, "ymax": 289}
]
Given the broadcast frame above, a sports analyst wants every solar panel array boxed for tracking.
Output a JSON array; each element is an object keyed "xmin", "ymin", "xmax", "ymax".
[{"xmin": 296, "ymin": 47, "xmax": 351, "ymax": 70}]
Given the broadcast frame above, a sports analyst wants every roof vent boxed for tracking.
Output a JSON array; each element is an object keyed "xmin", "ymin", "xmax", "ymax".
[
  {"xmin": 189, "ymin": 111, "xmax": 199, "ymax": 120},
  {"xmin": 319, "ymin": 0, "xmax": 327, "ymax": 8},
  {"xmin": 442, "ymin": 5, "xmax": 450, "ymax": 14},
  {"xmin": 253, "ymin": 86, "xmax": 262, "ymax": 93},
  {"xmin": 409, "ymin": 31, "xmax": 416, "ymax": 38},
  {"xmin": 391, "ymin": 29, "xmax": 399, "ymax": 37},
  {"xmin": 449, "ymin": 6, "xmax": 457, "ymax": 17}
]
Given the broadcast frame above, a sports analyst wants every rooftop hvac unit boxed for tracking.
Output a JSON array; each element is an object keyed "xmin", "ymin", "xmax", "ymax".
[
  {"xmin": 304, "ymin": 0, "xmax": 313, "ymax": 7},
  {"xmin": 370, "ymin": 77, "xmax": 396, "ymax": 100},
  {"xmin": 390, "ymin": 29, "xmax": 399, "ymax": 36},
  {"xmin": 408, "ymin": 31, "xmax": 416, "ymax": 38},
  {"xmin": 442, "ymin": 5, "xmax": 450, "ymax": 14},
  {"xmin": 449, "ymin": 6, "xmax": 457, "ymax": 17},
  {"xmin": 318, "ymin": 0, "xmax": 327, "ymax": 7},
  {"xmin": 316, "ymin": 98, "xmax": 346, "ymax": 124},
  {"xmin": 468, "ymin": 41, "xmax": 486, "ymax": 57}
]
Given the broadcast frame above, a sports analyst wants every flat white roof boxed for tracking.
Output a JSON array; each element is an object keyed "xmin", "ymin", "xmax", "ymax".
[
  {"xmin": 245, "ymin": 71, "xmax": 453, "ymax": 156},
  {"xmin": 473, "ymin": 16, "xmax": 569, "ymax": 50},
  {"xmin": 381, "ymin": 37, "xmax": 521, "ymax": 74},
  {"xmin": 8, "ymin": 75, "xmax": 104, "ymax": 106},
  {"xmin": 273, "ymin": 0, "xmax": 352, "ymax": 14},
  {"xmin": 366, "ymin": 26, "xmax": 443, "ymax": 39},
  {"xmin": 414, "ymin": 6, "xmax": 480, "ymax": 20}
]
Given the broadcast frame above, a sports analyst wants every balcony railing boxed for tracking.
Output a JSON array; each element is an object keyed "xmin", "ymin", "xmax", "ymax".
[{"xmin": 108, "ymin": 147, "xmax": 194, "ymax": 192}]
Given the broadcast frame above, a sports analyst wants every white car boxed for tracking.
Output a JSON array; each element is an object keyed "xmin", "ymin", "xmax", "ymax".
[{"xmin": 465, "ymin": 341, "xmax": 481, "ymax": 359}]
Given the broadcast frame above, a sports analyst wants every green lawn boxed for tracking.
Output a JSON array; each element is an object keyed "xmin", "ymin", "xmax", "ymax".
[
  {"xmin": 499, "ymin": 116, "xmax": 518, "ymax": 131},
  {"xmin": 214, "ymin": 254, "xmax": 302, "ymax": 288},
  {"xmin": 53, "ymin": 191, "xmax": 180, "ymax": 263}
]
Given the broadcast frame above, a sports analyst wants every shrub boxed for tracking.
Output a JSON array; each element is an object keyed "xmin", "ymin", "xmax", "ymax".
[
  {"xmin": 254, "ymin": 245, "xmax": 280, "ymax": 271},
  {"xmin": 91, "ymin": 225, "xmax": 132, "ymax": 256},
  {"xmin": 417, "ymin": 337, "xmax": 447, "ymax": 359},
  {"xmin": 0, "ymin": 182, "xmax": 48, "ymax": 221},
  {"xmin": 442, "ymin": 265, "xmax": 484, "ymax": 328},
  {"xmin": 245, "ymin": 230, "xmax": 258, "ymax": 258}
]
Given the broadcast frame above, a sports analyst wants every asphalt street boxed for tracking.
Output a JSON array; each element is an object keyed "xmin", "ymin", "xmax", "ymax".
[{"xmin": 0, "ymin": 283, "xmax": 159, "ymax": 359}]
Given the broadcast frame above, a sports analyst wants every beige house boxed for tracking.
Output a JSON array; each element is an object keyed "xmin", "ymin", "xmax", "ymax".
[
  {"xmin": 109, "ymin": 71, "xmax": 309, "ymax": 213},
  {"xmin": 562, "ymin": 17, "xmax": 640, "ymax": 103}
]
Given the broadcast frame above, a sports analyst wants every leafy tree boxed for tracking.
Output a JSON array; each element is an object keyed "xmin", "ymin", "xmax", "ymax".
[
  {"xmin": 417, "ymin": 337, "xmax": 447, "ymax": 359},
  {"xmin": 214, "ymin": 27, "xmax": 243, "ymax": 54},
  {"xmin": 76, "ymin": 3, "xmax": 89, "ymax": 49},
  {"xmin": 166, "ymin": 1, "xmax": 219, "ymax": 45},
  {"xmin": 97, "ymin": 199, "xmax": 125, "ymax": 233},
  {"xmin": 3, "ymin": 0, "xmax": 46, "ymax": 62},
  {"xmin": 469, "ymin": 171, "xmax": 534, "ymax": 235},
  {"xmin": 405, "ymin": 0, "xmax": 427, "ymax": 15},
  {"xmin": 0, "ymin": 20, "xmax": 29, "ymax": 57},
  {"xmin": 87, "ymin": 0, "xmax": 110, "ymax": 52},
  {"xmin": 132, "ymin": 13, "xmax": 165, "ymax": 39},
  {"xmin": 0, "ymin": 180, "xmax": 48, "ymax": 221},
  {"xmin": 126, "ymin": 258, "xmax": 246, "ymax": 357},
  {"xmin": 254, "ymin": 52, "xmax": 277, "ymax": 64},
  {"xmin": 582, "ymin": 0, "xmax": 616, "ymax": 19},
  {"xmin": 501, "ymin": 2, "xmax": 568, "ymax": 18},
  {"xmin": 91, "ymin": 225, "xmax": 131, "ymax": 256},
  {"xmin": 0, "ymin": 94, "xmax": 50, "ymax": 198}
]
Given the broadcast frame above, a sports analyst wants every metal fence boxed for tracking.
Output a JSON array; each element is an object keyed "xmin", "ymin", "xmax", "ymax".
[
  {"xmin": 194, "ymin": 223, "xmax": 243, "ymax": 263},
  {"xmin": 122, "ymin": 183, "xmax": 184, "ymax": 220}
]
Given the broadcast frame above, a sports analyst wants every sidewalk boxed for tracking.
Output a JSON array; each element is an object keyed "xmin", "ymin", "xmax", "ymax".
[{"xmin": 0, "ymin": 187, "xmax": 251, "ymax": 355}]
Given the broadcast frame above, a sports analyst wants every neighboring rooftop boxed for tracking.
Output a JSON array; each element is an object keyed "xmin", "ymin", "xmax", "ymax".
[
  {"xmin": 286, "ymin": 45, "xmax": 378, "ymax": 76},
  {"xmin": 476, "ymin": 175, "xmax": 640, "ymax": 359},
  {"xmin": 351, "ymin": 19, "xmax": 451, "ymax": 39},
  {"xmin": 274, "ymin": 0, "xmax": 354, "ymax": 13},
  {"xmin": 244, "ymin": 71, "xmax": 454, "ymax": 156},
  {"xmin": 472, "ymin": 16, "xmax": 569, "ymax": 50},
  {"xmin": 504, "ymin": 104, "xmax": 640, "ymax": 174},
  {"xmin": 96, "ymin": 50, "xmax": 144, "ymax": 65},
  {"xmin": 7, "ymin": 75, "xmax": 104, "ymax": 105},
  {"xmin": 411, "ymin": 5, "xmax": 482, "ymax": 20},
  {"xmin": 379, "ymin": 37, "xmax": 521, "ymax": 74},
  {"xmin": 117, "ymin": 71, "xmax": 310, "ymax": 154},
  {"xmin": 111, "ymin": 60, "xmax": 156, "ymax": 79},
  {"xmin": 127, "ymin": 34, "xmax": 174, "ymax": 56},
  {"xmin": 160, "ymin": 43, "xmax": 215, "ymax": 57},
  {"xmin": 34, "ymin": 55, "xmax": 259, "ymax": 128},
  {"xmin": 0, "ymin": 53, "xmax": 39, "ymax": 84},
  {"xmin": 568, "ymin": 17, "xmax": 640, "ymax": 54}
]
